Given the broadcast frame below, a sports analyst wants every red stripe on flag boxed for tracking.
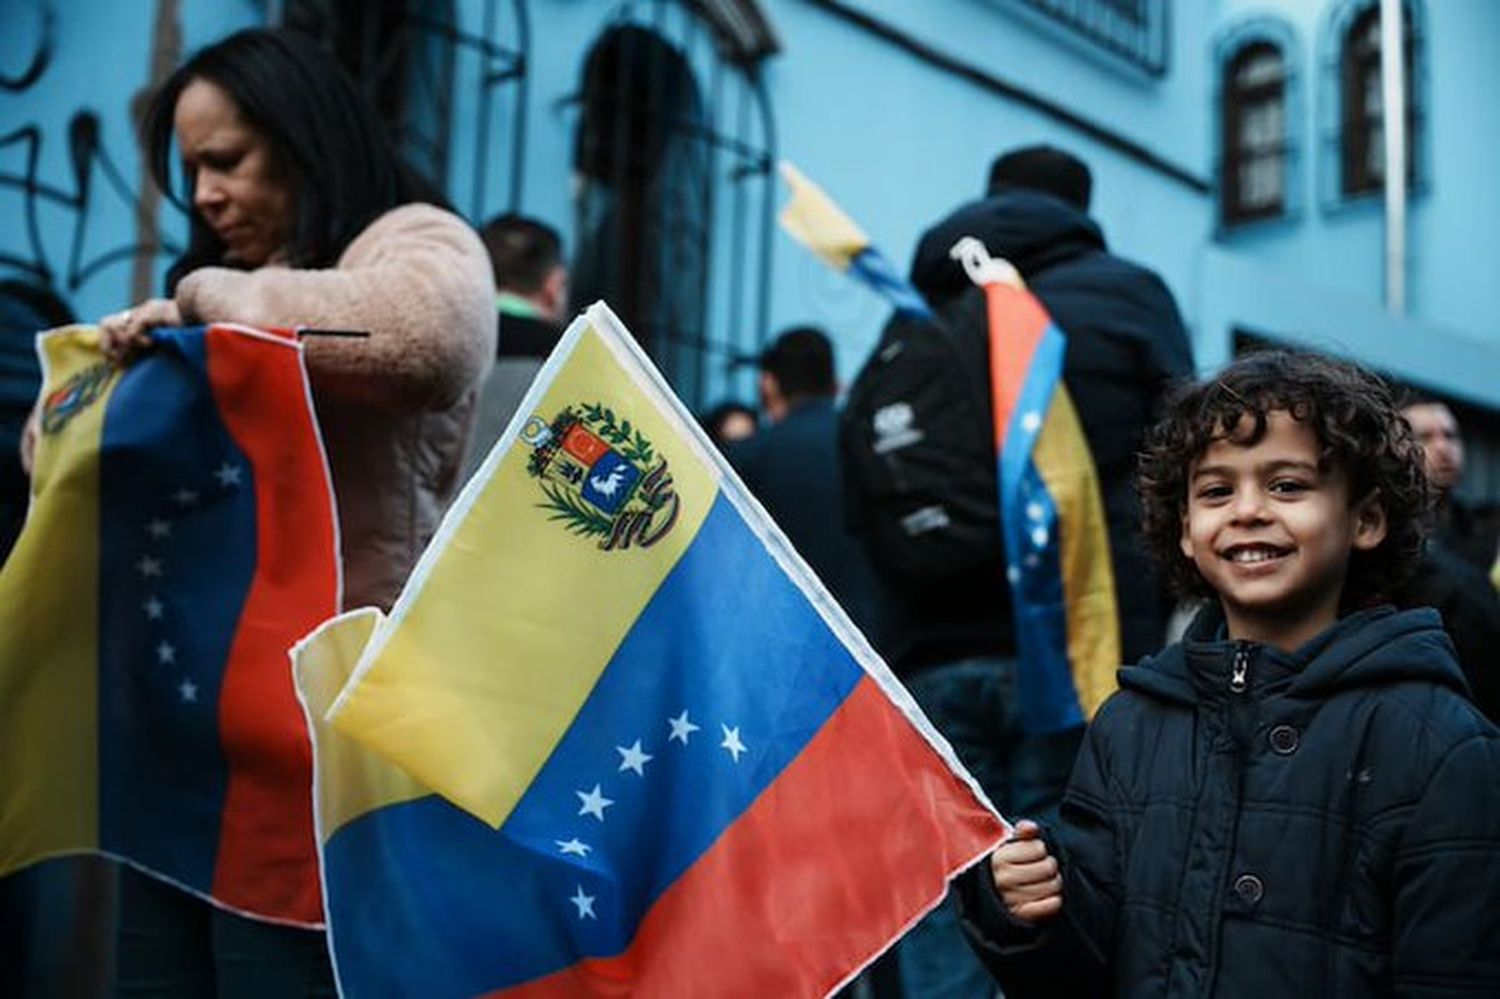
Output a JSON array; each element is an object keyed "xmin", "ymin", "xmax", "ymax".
[
  {"xmin": 495, "ymin": 676, "xmax": 1006, "ymax": 997},
  {"xmin": 985, "ymin": 283, "xmax": 1051, "ymax": 444},
  {"xmin": 206, "ymin": 327, "xmax": 338, "ymax": 923}
]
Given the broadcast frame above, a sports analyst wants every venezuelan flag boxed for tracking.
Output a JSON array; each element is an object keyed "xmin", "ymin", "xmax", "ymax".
[
  {"xmin": 950, "ymin": 239, "xmax": 1120, "ymax": 731},
  {"xmin": 779, "ymin": 161, "xmax": 932, "ymax": 318},
  {"xmin": 0, "ymin": 324, "xmax": 339, "ymax": 925},
  {"xmin": 294, "ymin": 302, "xmax": 1006, "ymax": 997}
]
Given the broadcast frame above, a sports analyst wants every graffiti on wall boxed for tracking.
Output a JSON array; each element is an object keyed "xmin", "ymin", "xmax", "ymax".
[{"xmin": 0, "ymin": 0, "xmax": 182, "ymax": 315}]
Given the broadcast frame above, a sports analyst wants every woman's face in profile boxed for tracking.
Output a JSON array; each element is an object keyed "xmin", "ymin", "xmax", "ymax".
[{"xmin": 174, "ymin": 78, "xmax": 295, "ymax": 268}]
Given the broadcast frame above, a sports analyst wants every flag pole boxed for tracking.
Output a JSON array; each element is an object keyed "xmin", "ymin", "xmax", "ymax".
[{"xmin": 1380, "ymin": 0, "xmax": 1408, "ymax": 316}]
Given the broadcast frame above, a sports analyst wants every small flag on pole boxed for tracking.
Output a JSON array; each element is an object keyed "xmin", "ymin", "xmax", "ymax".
[
  {"xmin": 779, "ymin": 161, "xmax": 932, "ymax": 318},
  {"xmin": 294, "ymin": 301, "xmax": 1006, "ymax": 996}
]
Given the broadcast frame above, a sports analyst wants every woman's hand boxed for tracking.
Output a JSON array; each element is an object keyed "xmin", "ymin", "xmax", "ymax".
[
  {"xmin": 990, "ymin": 819, "xmax": 1064, "ymax": 925},
  {"xmin": 99, "ymin": 297, "xmax": 181, "ymax": 365}
]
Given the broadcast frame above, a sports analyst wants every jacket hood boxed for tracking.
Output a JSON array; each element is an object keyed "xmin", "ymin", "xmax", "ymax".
[
  {"xmin": 1119, "ymin": 604, "xmax": 1469, "ymax": 707},
  {"xmin": 909, "ymin": 191, "xmax": 1106, "ymax": 307}
]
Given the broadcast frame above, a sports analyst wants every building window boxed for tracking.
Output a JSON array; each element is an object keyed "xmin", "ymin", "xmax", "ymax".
[
  {"xmin": 1222, "ymin": 43, "xmax": 1286, "ymax": 224},
  {"xmin": 1341, "ymin": 5, "xmax": 1415, "ymax": 196},
  {"xmin": 1012, "ymin": 0, "xmax": 1169, "ymax": 76}
]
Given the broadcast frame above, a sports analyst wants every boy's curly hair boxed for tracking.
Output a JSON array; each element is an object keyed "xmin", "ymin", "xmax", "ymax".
[{"xmin": 1137, "ymin": 350, "xmax": 1428, "ymax": 609}]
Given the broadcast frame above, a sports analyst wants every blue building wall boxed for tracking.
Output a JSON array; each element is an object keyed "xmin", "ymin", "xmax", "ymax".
[{"xmin": 4, "ymin": 0, "xmax": 1497, "ymax": 494}]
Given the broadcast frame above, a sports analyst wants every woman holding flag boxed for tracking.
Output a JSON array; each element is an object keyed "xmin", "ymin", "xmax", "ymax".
[{"xmin": 51, "ymin": 26, "xmax": 494, "ymax": 995}]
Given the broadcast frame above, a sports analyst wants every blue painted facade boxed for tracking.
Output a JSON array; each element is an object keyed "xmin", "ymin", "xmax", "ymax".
[{"xmin": 4, "ymin": 0, "xmax": 1497, "ymax": 498}]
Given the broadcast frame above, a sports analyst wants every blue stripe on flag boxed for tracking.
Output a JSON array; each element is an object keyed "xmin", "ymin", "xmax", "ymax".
[
  {"xmin": 849, "ymin": 248, "xmax": 933, "ymax": 318},
  {"xmin": 997, "ymin": 322, "xmax": 1084, "ymax": 732},
  {"xmin": 323, "ymin": 491, "xmax": 866, "ymax": 997},
  {"xmin": 98, "ymin": 330, "xmax": 257, "ymax": 883}
]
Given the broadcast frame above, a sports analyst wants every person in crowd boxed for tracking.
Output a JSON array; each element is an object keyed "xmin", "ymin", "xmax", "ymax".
[
  {"xmin": 960, "ymin": 351, "xmax": 1500, "ymax": 997},
  {"xmin": 1400, "ymin": 396, "xmax": 1500, "ymax": 573},
  {"xmin": 883, "ymin": 144, "xmax": 1192, "ymax": 998},
  {"xmin": 462, "ymin": 213, "xmax": 569, "ymax": 480},
  {"xmin": 1394, "ymin": 393, "xmax": 1500, "ymax": 720},
  {"xmin": 702, "ymin": 400, "xmax": 758, "ymax": 449},
  {"xmin": 29, "ymin": 27, "xmax": 494, "ymax": 994},
  {"xmin": 730, "ymin": 328, "xmax": 881, "ymax": 639}
]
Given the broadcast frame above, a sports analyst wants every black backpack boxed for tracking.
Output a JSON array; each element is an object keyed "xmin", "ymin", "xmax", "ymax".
[{"xmin": 839, "ymin": 289, "xmax": 1002, "ymax": 588}]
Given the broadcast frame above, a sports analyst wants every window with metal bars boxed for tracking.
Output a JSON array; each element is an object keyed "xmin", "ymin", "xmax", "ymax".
[
  {"xmin": 1341, "ymin": 5, "xmax": 1415, "ymax": 196},
  {"xmin": 1222, "ymin": 43, "xmax": 1287, "ymax": 224}
]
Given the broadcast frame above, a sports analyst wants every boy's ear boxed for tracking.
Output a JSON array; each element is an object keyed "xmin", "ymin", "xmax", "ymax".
[
  {"xmin": 1178, "ymin": 510, "xmax": 1195, "ymax": 561},
  {"xmin": 1351, "ymin": 490, "xmax": 1388, "ymax": 551}
]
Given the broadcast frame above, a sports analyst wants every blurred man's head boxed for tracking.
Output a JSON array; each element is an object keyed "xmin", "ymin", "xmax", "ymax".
[
  {"xmin": 1402, "ymin": 399, "xmax": 1465, "ymax": 496},
  {"xmin": 986, "ymin": 144, "xmax": 1092, "ymax": 211},
  {"xmin": 758, "ymin": 326, "xmax": 836, "ymax": 423},
  {"xmin": 479, "ymin": 214, "xmax": 568, "ymax": 321}
]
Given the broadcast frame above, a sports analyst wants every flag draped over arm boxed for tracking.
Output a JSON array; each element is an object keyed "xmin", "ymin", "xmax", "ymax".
[
  {"xmin": 0, "ymin": 323, "xmax": 339, "ymax": 925},
  {"xmin": 778, "ymin": 161, "xmax": 932, "ymax": 318},
  {"xmin": 951, "ymin": 239, "xmax": 1120, "ymax": 731},
  {"xmin": 293, "ymin": 302, "xmax": 1006, "ymax": 997}
]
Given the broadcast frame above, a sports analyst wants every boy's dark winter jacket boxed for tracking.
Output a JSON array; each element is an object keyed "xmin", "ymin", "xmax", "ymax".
[{"xmin": 957, "ymin": 605, "xmax": 1500, "ymax": 997}]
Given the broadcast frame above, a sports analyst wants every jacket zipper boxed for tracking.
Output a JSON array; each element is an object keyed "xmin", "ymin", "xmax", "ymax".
[{"xmin": 1229, "ymin": 642, "xmax": 1250, "ymax": 693}]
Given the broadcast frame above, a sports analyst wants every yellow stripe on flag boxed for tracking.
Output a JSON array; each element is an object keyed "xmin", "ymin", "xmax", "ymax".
[
  {"xmin": 0, "ymin": 327, "xmax": 116, "ymax": 871},
  {"xmin": 326, "ymin": 311, "xmax": 719, "ymax": 829},
  {"xmin": 778, "ymin": 161, "xmax": 870, "ymax": 271},
  {"xmin": 1033, "ymin": 386, "xmax": 1120, "ymax": 719},
  {"xmin": 292, "ymin": 609, "xmax": 430, "ymax": 841}
]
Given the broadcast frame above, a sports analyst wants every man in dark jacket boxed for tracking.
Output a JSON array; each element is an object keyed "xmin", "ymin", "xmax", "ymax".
[
  {"xmin": 462, "ymin": 214, "xmax": 569, "ymax": 481},
  {"xmin": 730, "ymin": 327, "xmax": 881, "ymax": 640},
  {"xmin": 884, "ymin": 146, "xmax": 1192, "ymax": 999}
]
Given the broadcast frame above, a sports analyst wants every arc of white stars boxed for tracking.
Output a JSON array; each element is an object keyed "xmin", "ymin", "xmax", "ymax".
[
  {"xmin": 146, "ymin": 519, "xmax": 171, "ymax": 540},
  {"xmin": 136, "ymin": 556, "xmax": 163, "ymax": 578},
  {"xmin": 173, "ymin": 488, "xmax": 199, "ymax": 507},
  {"xmin": 1020, "ymin": 410, "xmax": 1043, "ymax": 434},
  {"xmin": 720, "ymin": 724, "xmax": 748, "ymax": 763},
  {"xmin": 1030, "ymin": 526, "xmax": 1049, "ymax": 548},
  {"xmin": 576, "ymin": 784, "xmax": 614, "ymax": 822},
  {"xmin": 616, "ymin": 740, "xmax": 653, "ymax": 776},
  {"xmin": 179, "ymin": 678, "xmax": 198, "ymax": 703},
  {"xmin": 143, "ymin": 596, "xmax": 165, "ymax": 620},
  {"xmin": 157, "ymin": 642, "xmax": 176, "ymax": 665},
  {"xmin": 214, "ymin": 462, "xmax": 243, "ymax": 488},
  {"xmin": 556, "ymin": 838, "xmax": 591, "ymax": 858},
  {"xmin": 1025, "ymin": 502, "xmax": 1045, "ymax": 522},
  {"xmin": 569, "ymin": 885, "xmax": 596, "ymax": 920},
  {"xmin": 667, "ymin": 710, "xmax": 699, "ymax": 744}
]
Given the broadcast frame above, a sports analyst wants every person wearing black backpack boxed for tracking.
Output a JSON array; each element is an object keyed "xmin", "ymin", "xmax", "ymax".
[{"xmin": 844, "ymin": 145, "xmax": 1193, "ymax": 999}]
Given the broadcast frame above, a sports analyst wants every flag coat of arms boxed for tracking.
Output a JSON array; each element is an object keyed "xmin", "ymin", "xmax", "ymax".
[
  {"xmin": 294, "ymin": 302, "xmax": 1007, "ymax": 996},
  {"xmin": 0, "ymin": 324, "xmax": 339, "ymax": 925}
]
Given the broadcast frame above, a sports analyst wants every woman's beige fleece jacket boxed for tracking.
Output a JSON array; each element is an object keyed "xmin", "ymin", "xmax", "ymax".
[{"xmin": 175, "ymin": 203, "xmax": 496, "ymax": 610}]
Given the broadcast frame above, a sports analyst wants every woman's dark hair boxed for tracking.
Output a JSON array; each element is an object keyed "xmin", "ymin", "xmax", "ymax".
[
  {"xmin": 144, "ymin": 27, "xmax": 443, "ymax": 291},
  {"xmin": 1137, "ymin": 349, "xmax": 1428, "ymax": 609}
]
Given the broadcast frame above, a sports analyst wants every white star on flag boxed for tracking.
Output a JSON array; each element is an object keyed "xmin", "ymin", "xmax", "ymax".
[
  {"xmin": 1026, "ymin": 502, "xmax": 1045, "ymax": 522},
  {"xmin": 157, "ymin": 642, "xmax": 176, "ymax": 665},
  {"xmin": 179, "ymin": 678, "xmax": 198, "ymax": 703},
  {"xmin": 1020, "ymin": 410, "xmax": 1043, "ymax": 434},
  {"xmin": 556, "ymin": 838, "xmax": 591, "ymax": 858},
  {"xmin": 173, "ymin": 488, "xmax": 199, "ymax": 507},
  {"xmin": 720, "ymin": 724, "xmax": 748, "ymax": 763},
  {"xmin": 616, "ymin": 740, "xmax": 653, "ymax": 776},
  {"xmin": 146, "ymin": 519, "xmax": 172, "ymax": 540},
  {"xmin": 1030, "ymin": 526, "xmax": 1049, "ymax": 548},
  {"xmin": 667, "ymin": 710, "xmax": 699, "ymax": 744},
  {"xmin": 569, "ymin": 885, "xmax": 596, "ymax": 920},
  {"xmin": 575, "ymin": 784, "xmax": 614, "ymax": 822},
  {"xmin": 214, "ymin": 462, "xmax": 243, "ymax": 488},
  {"xmin": 143, "ymin": 596, "xmax": 165, "ymax": 620},
  {"xmin": 1006, "ymin": 565, "xmax": 1021, "ymax": 585},
  {"xmin": 135, "ymin": 556, "xmax": 163, "ymax": 578}
]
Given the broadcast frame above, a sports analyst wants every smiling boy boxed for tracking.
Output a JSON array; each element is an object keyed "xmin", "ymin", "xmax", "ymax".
[{"xmin": 955, "ymin": 351, "xmax": 1500, "ymax": 997}]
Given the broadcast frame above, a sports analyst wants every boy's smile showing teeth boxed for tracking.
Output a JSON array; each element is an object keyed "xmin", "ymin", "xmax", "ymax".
[{"xmin": 1221, "ymin": 543, "xmax": 1291, "ymax": 565}]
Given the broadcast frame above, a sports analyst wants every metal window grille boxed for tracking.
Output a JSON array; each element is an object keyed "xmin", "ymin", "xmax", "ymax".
[
  {"xmin": 1014, "ymin": 0, "xmax": 1169, "ymax": 77},
  {"xmin": 1222, "ymin": 43, "xmax": 1286, "ymax": 224},
  {"xmin": 568, "ymin": 1, "xmax": 777, "ymax": 411}
]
